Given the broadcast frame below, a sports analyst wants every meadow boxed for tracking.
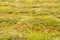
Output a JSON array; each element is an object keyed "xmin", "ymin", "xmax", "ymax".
[{"xmin": 0, "ymin": 0, "xmax": 60, "ymax": 40}]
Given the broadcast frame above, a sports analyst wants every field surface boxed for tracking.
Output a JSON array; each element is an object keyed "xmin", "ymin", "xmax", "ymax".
[{"xmin": 0, "ymin": 0, "xmax": 60, "ymax": 40}]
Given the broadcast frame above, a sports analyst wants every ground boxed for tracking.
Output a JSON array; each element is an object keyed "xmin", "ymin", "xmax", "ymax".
[{"xmin": 0, "ymin": 0, "xmax": 60, "ymax": 40}]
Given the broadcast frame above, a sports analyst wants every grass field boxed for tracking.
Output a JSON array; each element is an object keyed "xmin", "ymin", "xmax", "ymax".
[{"xmin": 0, "ymin": 0, "xmax": 60, "ymax": 40}]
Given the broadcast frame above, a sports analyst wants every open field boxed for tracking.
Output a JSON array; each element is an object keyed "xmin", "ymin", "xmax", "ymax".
[{"xmin": 0, "ymin": 0, "xmax": 60, "ymax": 40}]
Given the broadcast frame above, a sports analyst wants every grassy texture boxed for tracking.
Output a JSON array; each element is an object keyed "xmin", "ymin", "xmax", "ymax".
[{"xmin": 0, "ymin": 0, "xmax": 60, "ymax": 40}]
